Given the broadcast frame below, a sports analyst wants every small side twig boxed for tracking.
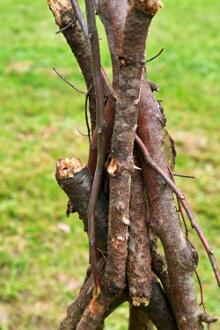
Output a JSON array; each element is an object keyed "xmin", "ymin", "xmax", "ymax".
[
  {"xmin": 52, "ymin": 67, "xmax": 86, "ymax": 95},
  {"xmin": 84, "ymin": 92, "xmax": 91, "ymax": 143},
  {"xmin": 55, "ymin": 18, "xmax": 76, "ymax": 34},
  {"xmin": 136, "ymin": 134, "xmax": 220, "ymax": 287},
  {"xmin": 195, "ymin": 269, "xmax": 207, "ymax": 313},
  {"xmin": 173, "ymin": 173, "xmax": 195, "ymax": 179},
  {"xmin": 146, "ymin": 48, "xmax": 164, "ymax": 63}
]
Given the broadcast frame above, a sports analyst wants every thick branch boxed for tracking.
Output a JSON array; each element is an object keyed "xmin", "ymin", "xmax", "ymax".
[
  {"xmin": 48, "ymin": 0, "xmax": 113, "ymax": 132},
  {"xmin": 137, "ymin": 81, "xmax": 203, "ymax": 329},
  {"xmin": 104, "ymin": 0, "xmax": 160, "ymax": 295},
  {"xmin": 127, "ymin": 166, "xmax": 153, "ymax": 304},
  {"xmin": 96, "ymin": 0, "xmax": 128, "ymax": 88},
  {"xmin": 136, "ymin": 134, "xmax": 220, "ymax": 287},
  {"xmin": 56, "ymin": 158, "xmax": 108, "ymax": 253},
  {"xmin": 129, "ymin": 307, "xmax": 153, "ymax": 330},
  {"xmin": 48, "ymin": 0, "xmax": 97, "ymax": 130}
]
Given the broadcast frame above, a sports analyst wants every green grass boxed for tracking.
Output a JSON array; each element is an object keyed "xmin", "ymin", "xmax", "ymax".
[{"xmin": 0, "ymin": 0, "xmax": 219, "ymax": 329}]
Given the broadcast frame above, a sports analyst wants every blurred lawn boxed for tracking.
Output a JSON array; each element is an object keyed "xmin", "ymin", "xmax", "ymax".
[{"xmin": 0, "ymin": 0, "xmax": 220, "ymax": 329}]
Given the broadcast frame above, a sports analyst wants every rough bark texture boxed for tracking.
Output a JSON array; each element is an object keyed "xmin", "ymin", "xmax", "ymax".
[
  {"xmin": 96, "ymin": 0, "xmax": 128, "ymax": 88},
  {"xmin": 48, "ymin": 0, "xmax": 114, "ymax": 132},
  {"xmin": 127, "ymin": 166, "xmax": 153, "ymax": 304},
  {"xmin": 129, "ymin": 307, "xmax": 153, "ymax": 330},
  {"xmin": 138, "ymin": 82, "xmax": 203, "ymax": 329},
  {"xmin": 56, "ymin": 158, "xmax": 108, "ymax": 253},
  {"xmin": 104, "ymin": 1, "xmax": 157, "ymax": 294},
  {"xmin": 56, "ymin": 159, "xmax": 178, "ymax": 329}
]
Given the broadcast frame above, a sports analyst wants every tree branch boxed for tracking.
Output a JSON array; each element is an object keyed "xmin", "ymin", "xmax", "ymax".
[
  {"xmin": 85, "ymin": 0, "xmax": 106, "ymax": 289},
  {"xmin": 104, "ymin": 0, "xmax": 161, "ymax": 295},
  {"xmin": 56, "ymin": 158, "xmax": 108, "ymax": 253},
  {"xmin": 96, "ymin": 0, "xmax": 128, "ymax": 88},
  {"xmin": 129, "ymin": 307, "xmax": 153, "ymax": 330},
  {"xmin": 136, "ymin": 134, "xmax": 220, "ymax": 287},
  {"xmin": 127, "ymin": 166, "xmax": 153, "ymax": 305},
  {"xmin": 137, "ymin": 81, "xmax": 204, "ymax": 329}
]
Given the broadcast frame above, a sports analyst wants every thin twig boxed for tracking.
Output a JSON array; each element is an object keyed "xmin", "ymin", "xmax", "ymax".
[
  {"xmin": 136, "ymin": 134, "xmax": 220, "ymax": 287},
  {"xmin": 173, "ymin": 173, "xmax": 195, "ymax": 179},
  {"xmin": 195, "ymin": 270, "xmax": 206, "ymax": 312},
  {"xmin": 85, "ymin": 92, "xmax": 91, "ymax": 143},
  {"xmin": 70, "ymin": 0, "xmax": 88, "ymax": 39},
  {"xmin": 168, "ymin": 167, "xmax": 189, "ymax": 237},
  {"xmin": 52, "ymin": 67, "xmax": 86, "ymax": 95},
  {"xmin": 85, "ymin": 0, "xmax": 106, "ymax": 290},
  {"xmin": 195, "ymin": 270, "xmax": 213, "ymax": 330},
  {"xmin": 75, "ymin": 128, "xmax": 89, "ymax": 137},
  {"xmin": 146, "ymin": 48, "xmax": 164, "ymax": 63},
  {"xmin": 55, "ymin": 18, "xmax": 76, "ymax": 34}
]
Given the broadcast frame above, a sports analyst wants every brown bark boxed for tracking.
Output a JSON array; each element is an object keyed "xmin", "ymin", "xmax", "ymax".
[
  {"xmin": 104, "ymin": 0, "xmax": 160, "ymax": 295},
  {"xmin": 48, "ymin": 0, "xmax": 96, "ymax": 130},
  {"xmin": 48, "ymin": 0, "xmax": 114, "ymax": 132},
  {"xmin": 129, "ymin": 307, "xmax": 153, "ymax": 330},
  {"xmin": 56, "ymin": 158, "xmax": 108, "ymax": 253},
  {"xmin": 56, "ymin": 158, "xmax": 178, "ymax": 328},
  {"xmin": 127, "ymin": 165, "xmax": 153, "ymax": 304},
  {"xmin": 60, "ymin": 266, "xmax": 95, "ymax": 330},
  {"xmin": 96, "ymin": 0, "xmax": 128, "ymax": 88},
  {"xmin": 137, "ymin": 82, "xmax": 203, "ymax": 329}
]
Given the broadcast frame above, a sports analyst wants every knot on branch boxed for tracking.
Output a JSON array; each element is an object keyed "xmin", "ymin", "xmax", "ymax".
[
  {"xmin": 131, "ymin": 0, "xmax": 163, "ymax": 16},
  {"xmin": 107, "ymin": 158, "xmax": 135, "ymax": 177},
  {"xmin": 177, "ymin": 245, "xmax": 199, "ymax": 271},
  {"xmin": 119, "ymin": 55, "xmax": 145, "ymax": 67}
]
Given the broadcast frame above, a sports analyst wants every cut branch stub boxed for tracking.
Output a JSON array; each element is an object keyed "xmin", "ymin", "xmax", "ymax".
[{"xmin": 56, "ymin": 158, "xmax": 108, "ymax": 253}]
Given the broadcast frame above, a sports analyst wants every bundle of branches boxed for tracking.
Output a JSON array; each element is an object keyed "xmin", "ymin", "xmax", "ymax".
[{"xmin": 48, "ymin": 0, "xmax": 220, "ymax": 329}]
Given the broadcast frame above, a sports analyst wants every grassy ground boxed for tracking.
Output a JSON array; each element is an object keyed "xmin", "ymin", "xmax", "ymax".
[{"xmin": 0, "ymin": 0, "xmax": 219, "ymax": 329}]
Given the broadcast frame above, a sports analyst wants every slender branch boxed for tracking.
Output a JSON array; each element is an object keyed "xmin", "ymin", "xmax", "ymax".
[
  {"xmin": 146, "ymin": 48, "xmax": 164, "ymax": 63},
  {"xmin": 85, "ymin": 92, "xmax": 91, "ymax": 143},
  {"xmin": 56, "ymin": 18, "xmax": 76, "ymax": 34},
  {"xmin": 173, "ymin": 173, "xmax": 195, "ymax": 179},
  {"xmin": 70, "ymin": 0, "xmax": 88, "ymax": 39},
  {"xmin": 52, "ymin": 67, "xmax": 86, "ymax": 95},
  {"xmin": 85, "ymin": 0, "xmax": 106, "ymax": 289},
  {"xmin": 136, "ymin": 134, "xmax": 220, "ymax": 287}
]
